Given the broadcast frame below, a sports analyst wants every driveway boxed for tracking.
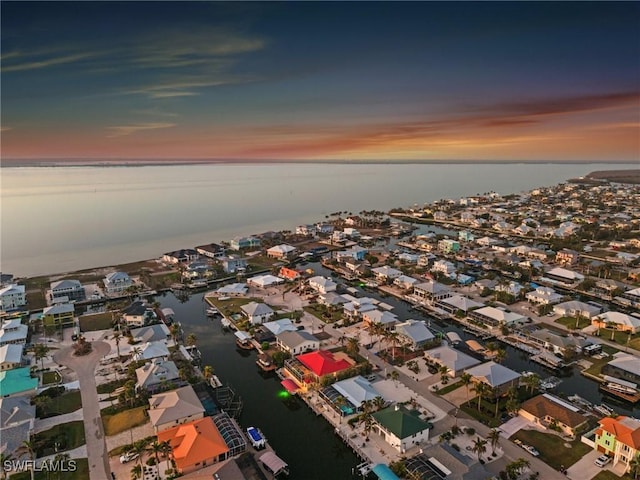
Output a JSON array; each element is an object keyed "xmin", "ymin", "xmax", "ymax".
[
  {"xmin": 499, "ymin": 416, "xmax": 538, "ymax": 438},
  {"xmin": 567, "ymin": 449, "xmax": 608, "ymax": 480},
  {"xmin": 54, "ymin": 341, "xmax": 111, "ymax": 480}
]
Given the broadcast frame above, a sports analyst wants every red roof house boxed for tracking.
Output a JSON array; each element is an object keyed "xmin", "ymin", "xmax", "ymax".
[{"xmin": 296, "ymin": 350, "xmax": 352, "ymax": 378}]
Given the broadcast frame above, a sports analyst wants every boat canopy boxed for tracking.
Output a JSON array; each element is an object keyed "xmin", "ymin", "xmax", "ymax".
[
  {"xmin": 372, "ymin": 464, "xmax": 400, "ymax": 480},
  {"xmin": 234, "ymin": 331, "xmax": 251, "ymax": 342},
  {"xmin": 603, "ymin": 375, "xmax": 637, "ymax": 389},
  {"xmin": 259, "ymin": 451, "xmax": 288, "ymax": 475},
  {"xmin": 281, "ymin": 379, "xmax": 299, "ymax": 394}
]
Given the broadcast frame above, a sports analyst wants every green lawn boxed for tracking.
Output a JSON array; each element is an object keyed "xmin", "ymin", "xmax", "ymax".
[
  {"xmin": 593, "ymin": 329, "xmax": 640, "ymax": 350},
  {"xmin": 304, "ymin": 304, "xmax": 343, "ymax": 323},
  {"xmin": 511, "ymin": 430, "xmax": 591, "ymax": 469},
  {"xmin": 583, "ymin": 345, "xmax": 622, "ymax": 378},
  {"xmin": 9, "ymin": 458, "xmax": 89, "ymax": 480},
  {"xmin": 96, "ymin": 378, "xmax": 127, "ymax": 394},
  {"xmin": 102, "ymin": 406, "xmax": 148, "ymax": 436},
  {"xmin": 34, "ymin": 421, "xmax": 85, "ymax": 457},
  {"xmin": 555, "ymin": 316, "xmax": 591, "ymax": 330},
  {"xmin": 35, "ymin": 390, "xmax": 82, "ymax": 418},
  {"xmin": 206, "ymin": 296, "xmax": 259, "ymax": 318},
  {"xmin": 42, "ymin": 370, "xmax": 62, "ymax": 385},
  {"xmin": 592, "ymin": 471, "xmax": 632, "ymax": 480},
  {"xmin": 435, "ymin": 380, "xmax": 464, "ymax": 395},
  {"xmin": 78, "ymin": 312, "xmax": 113, "ymax": 332}
]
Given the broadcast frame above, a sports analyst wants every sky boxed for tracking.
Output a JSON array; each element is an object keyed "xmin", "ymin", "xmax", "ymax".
[{"xmin": 1, "ymin": 1, "xmax": 639, "ymax": 163}]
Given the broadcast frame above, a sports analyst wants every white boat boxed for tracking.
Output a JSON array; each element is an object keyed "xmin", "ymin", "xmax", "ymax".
[
  {"xmin": 221, "ymin": 318, "xmax": 232, "ymax": 329},
  {"xmin": 206, "ymin": 307, "xmax": 219, "ymax": 316},
  {"xmin": 594, "ymin": 404, "xmax": 615, "ymax": 416},
  {"xmin": 209, "ymin": 375, "xmax": 223, "ymax": 388},
  {"xmin": 246, "ymin": 426, "xmax": 266, "ymax": 450}
]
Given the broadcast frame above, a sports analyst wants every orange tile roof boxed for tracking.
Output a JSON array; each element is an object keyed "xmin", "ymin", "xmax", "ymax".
[
  {"xmin": 158, "ymin": 417, "xmax": 229, "ymax": 471},
  {"xmin": 598, "ymin": 416, "xmax": 640, "ymax": 450}
]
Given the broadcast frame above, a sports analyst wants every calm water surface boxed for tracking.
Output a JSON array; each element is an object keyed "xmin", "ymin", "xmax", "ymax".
[{"xmin": 2, "ymin": 163, "xmax": 633, "ymax": 276}]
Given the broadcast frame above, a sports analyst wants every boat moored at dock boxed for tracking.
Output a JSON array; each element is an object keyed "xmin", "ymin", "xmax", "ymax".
[{"xmin": 247, "ymin": 426, "xmax": 267, "ymax": 450}]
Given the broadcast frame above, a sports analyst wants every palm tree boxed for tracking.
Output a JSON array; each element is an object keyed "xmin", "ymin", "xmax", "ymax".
[
  {"xmin": 460, "ymin": 373, "xmax": 473, "ymax": 403},
  {"xmin": 493, "ymin": 387, "xmax": 502, "ymax": 418},
  {"xmin": 373, "ymin": 396, "xmax": 385, "ymax": 411},
  {"xmin": 385, "ymin": 330, "xmax": 400, "ymax": 361},
  {"xmin": 606, "ymin": 321, "xmax": 618, "ymax": 341},
  {"xmin": 629, "ymin": 453, "xmax": 640, "ymax": 480},
  {"xmin": 390, "ymin": 370, "xmax": 400, "ymax": 387},
  {"xmin": 487, "ymin": 428, "xmax": 501, "ymax": 455},
  {"xmin": 130, "ymin": 464, "xmax": 142, "ymax": 480},
  {"xmin": 147, "ymin": 440, "xmax": 164, "ymax": 467},
  {"xmin": 0, "ymin": 452, "xmax": 14, "ymax": 480},
  {"xmin": 494, "ymin": 348, "xmax": 507, "ymax": 364},
  {"xmin": 506, "ymin": 458, "xmax": 530, "ymax": 479},
  {"xmin": 473, "ymin": 382, "xmax": 491, "ymax": 413},
  {"xmin": 438, "ymin": 365, "xmax": 450, "ymax": 385},
  {"xmin": 523, "ymin": 373, "xmax": 540, "ymax": 394},
  {"xmin": 18, "ymin": 440, "xmax": 36, "ymax": 480},
  {"xmin": 471, "ymin": 437, "xmax": 487, "ymax": 461},
  {"xmin": 346, "ymin": 337, "xmax": 360, "ymax": 357},
  {"xmin": 186, "ymin": 333, "xmax": 197, "ymax": 346},
  {"xmin": 34, "ymin": 343, "xmax": 50, "ymax": 370},
  {"xmin": 113, "ymin": 331, "xmax": 121, "ymax": 358},
  {"xmin": 202, "ymin": 365, "xmax": 214, "ymax": 380},
  {"xmin": 170, "ymin": 323, "xmax": 181, "ymax": 343}
]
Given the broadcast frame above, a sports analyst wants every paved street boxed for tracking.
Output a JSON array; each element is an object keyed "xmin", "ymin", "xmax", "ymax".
[{"xmin": 54, "ymin": 341, "xmax": 111, "ymax": 480}]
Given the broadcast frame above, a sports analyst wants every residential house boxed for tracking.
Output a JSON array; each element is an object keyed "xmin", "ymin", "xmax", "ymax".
[
  {"xmin": 0, "ymin": 319, "xmax": 28, "ymax": 346},
  {"xmin": 284, "ymin": 350, "xmax": 353, "ymax": 387},
  {"xmin": 122, "ymin": 301, "xmax": 156, "ymax": 328},
  {"xmin": 135, "ymin": 360, "xmax": 184, "ymax": 393},
  {"xmin": 526, "ymin": 287, "xmax": 563, "ymax": 305},
  {"xmin": 411, "ymin": 281, "xmax": 452, "ymax": 305},
  {"xmin": 553, "ymin": 301, "xmax": 602, "ymax": 319},
  {"xmin": 308, "ymin": 276, "xmax": 337, "ymax": 294},
  {"xmin": 0, "ymin": 344, "xmax": 23, "ymax": 371},
  {"xmin": 398, "ymin": 253, "xmax": 419, "ymax": 264},
  {"xmin": 424, "ymin": 346, "xmax": 480, "ymax": 378},
  {"xmin": 195, "ymin": 243, "xmax": 226, "ymax": 259},
  {"xmin": 247, "ymin": 275, "xmax": 284, "ymax": 289},
  {"xmin": 438, "ymin": 239, "xmax": 460, "ymax": 254},
  {"xmin": 148, "ymin": 385, "xmax": 205, "ymax": 433},
  {"xmin": 0, "ymin": 396, "xmax": 35, "ymax": 455},
  {"xmin": 49, "ymin": 279, "xmax": 85, "ymax": 302},
  {"xmin": 318, "ymin": 292, "xmax": 349, "ymax": 308},
  {"xmin": 315, "ymin": 223, "xmax": 334, "ymax": 235},
  {"xmin": 0, "ymin": 285, "xmax": 26, "ymax": 312},
  {"xmin": 215, "ymin": 283, "xmax": 248, "ymax": 296},
  {"xmin": 131, "ymin": 323, "xmax": 172, "ymax": 344},
  {"xmin": 229, "ymin": 236, "xmax": 260, "ymax": 251},
  {"xmin": 0, "ymin": 368, "xmax": 38, "ymax": 397},
  {"xmin": 519, "ymin": 394, "xmax": 589, "ymax": 437},
  {"xmin": 371, "ymin": 405, "xmax": 432, "ymax": 453},
  {"xmin": 459, "ymin": 230, "xmax": 475, "ymax": 242},
  {"xmin": 323, "ymin": 376, "xmax": 384, "ymax": 413},
  {"xmin": 555, "ymin": 249, "xmax": 580, "ymax": 266},
  {"xmin": 158, "ymin": 417, "xmax": 230, "ymax": 474},
  {"xmin": 465, "ymin": 361, "xmax": 521, "ymax": 396},
  {"xmin": 435, "ymin": 295, "xmax": 482, "ymax": 315},
  {"xmin": 266, "ymin": 244, "xmax": 297, "ymax": 259},
  {"xmin": 296, "ymin": 225, "xmax": 316, "ymax": 236},
  {"xmin": 276, "ymin": 331, "xmax": 319, "ymax": 355},
  {"xmin": 393, "ymin": 275, "xmax": 419, "ymax": 291},
  {"xmin": 182, "ymin": 261, "xmax": 214, "ymax": 280},
  {"xmin": 42, "ymin": 303, "xmax": 75, "ymax": 330},
  {"xmin": 394, "ymin": 320, "xmax": 436, "ymax": 351},
  {"xmin": 431, "ymin": 260, "xmax": 456, "ymax": 276},
  {"xmin": 336, "ymin": 246, "xmax": 367, "ymax": 261},
  {"xmin": 602, "ymin": 352, "xmax": 640, "ymax": 386},
  {"xmin": 278, "ymin": 267, "xmax": 301, "ymax": 281},
  {"xmin": 545, "ymin": 267, "xmax": 585, "ymax": 285},
  {"xmin": 592, "ymin": 311, "xmax": 640, "ymax": 334},
  {"xmin": 240, "ymin": 302, "xmax": 274, "ymax": 325},
  {"xmin": 595, "ymin": 416, "xmax": 640, "ymax": 473},
  {"xmin": 468, "ymin": 306, "xmax": 526, "ymax": 327},
  {"xmin": 162, "ymin": 249, "xmax": 199, "ymax": 264},
  {"xmin": 362, "ymin": 310, "xmax": 398, "ymax": 329},
  {"xmin": 103, "ymin": 272, "xmax": 133, "ymax": 294},
  {"xmin": 133, "ymin": 341, "xmax": 170, "ymax": 362},
  {"xmin": 371, "ymin": 266, "xmax": 403, "ymax": 283},
  {"xmin": 494, "ymin": 282, "xmax": 524, "ymax": 298},
  {"xmin": 525, "ymin": 328, "xmax": 585, "ymax": 356},
  {"xmin": 343, "ymin": 228, "xmax": 361, "ymax": 239},
  {"xmin": 262, "ymin": 319, "xmax": 298, "ymax": 337},
  {"xmin": 342, "ymin": 298, "xmax": 377, "ymax": 320},
  {"xmin": 219, "ymin": 256, "xmax": 248, "ymax": 274}
]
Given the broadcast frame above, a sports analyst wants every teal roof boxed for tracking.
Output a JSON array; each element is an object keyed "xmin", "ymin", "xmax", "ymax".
[
  {"xmin": 0, "ymin": 367, "xmax": 38, "ymax": 396},
  {"xmin": 372, "ymin": 405, "xmax": 431, "ymax": 439},
  {"xmin": 372, "ymin": 464, "xmax": 400, "ymax": 480}
]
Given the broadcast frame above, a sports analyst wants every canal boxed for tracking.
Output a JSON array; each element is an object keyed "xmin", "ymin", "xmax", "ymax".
[{"xmin": 156, "ymin": 291, "xmax": 362, "ymax": 480}]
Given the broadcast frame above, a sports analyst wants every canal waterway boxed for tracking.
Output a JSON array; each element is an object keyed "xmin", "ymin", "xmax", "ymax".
[{"xmin": 157, "ymin": 291, "xmax": 362, "ymax": 480}]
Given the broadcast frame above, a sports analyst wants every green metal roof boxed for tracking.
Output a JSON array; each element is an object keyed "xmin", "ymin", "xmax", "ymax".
[
  {"xmin": 372, "ymin": 404, "xmax": 431, "ymax": 439},
  {"xmin": 0, "ymin": 367, "xmax": 38, "ymax": 397}
]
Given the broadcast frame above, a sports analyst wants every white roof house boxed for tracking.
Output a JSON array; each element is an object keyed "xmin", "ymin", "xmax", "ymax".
[
  {"xmin": 134, "ymin": 341, "xmax": 170, "ymax": 361},
  {"xmin": 553, "ymin": 301, "xmax": 602, "ymax": 319},
  {"xmin": 0, "ymin": 285, "xmax": 26, "ymax": 311},
  {"xmin": 131, "ymin": 323, "xmax": 172, "ymax": 344},
  {"xmin": 148, "ymin": 385, "xmax": 205, "ymax": 432},
  {"xmin": 247, "ymin": 274, "xmax": 284, "ymax": 288},
  {"xmin": 469, "ymin": 306, "xmax": 526, "ymax": 327},
  {"xmin": 276, "ymin": 331, "xmax": 319, "ymax": 355},
  {"xmin": 0, "ymin": 344, "xmax": 24, "ymax": 368},
  {"xmin": 262, "ymin": 319, "xmax": 298, "ymax": 336},
  {"xmin": 308, "ymin": 276, "xmax": 337, "ymax": 294},
  {"xmin": 526, "ymin": 287, "xmax": 563, "ymax": 305},
  {"xmin": 0, "ymin": 320, "xmax": 28, "ymax": 346},
  {"xmin": 266, "ymin": 244, "xmax": 297, "ymax": 258},
  {"xmin": 424, "ymin": 346, "xmax": 481, "ymax": 377},
  {"xmin": 103, "ymin": 271, "xmax": 133, "ymax": 294},
  {"xmin": 546, "ymin": 267, "xmax": 585, "ymax": 283},
  {"xmin": 241, "ymin": 302, "xmax": 275, "ymax": 325},
  {"xmin": 215, "ymin": 283, "xmax": 248, "ymax": 296},
  {"xmin": 605, "ymin": 352, "xmax": 640, "ymax": 378},
  {"xmin": 593, "ymin": 311, "xmax": 640, "ymax": 334},
  {"xmin": 331, "ymin": 376, "xmax": 383, "ymax": 409},
  {"xmin": 135, "ymin": 360, "xmax": 182, "ymax": 392},
  {"xmin": 363, "ymin": 310, "xmax": 398, "ymax": 328},
  {"xmin": 372, "ymin": 266, "xmax": 403, "ymax": 281},
  {"xmin": 437, "ymin": 294, "xmax": 482, "ymax": 313},
  {"xmin": 465, "ymin": 361, "xmax": 521, "ymax": 390},
  {"xmin": 394, "ymin": 320, "xmax": 435, "ymax": 350}
]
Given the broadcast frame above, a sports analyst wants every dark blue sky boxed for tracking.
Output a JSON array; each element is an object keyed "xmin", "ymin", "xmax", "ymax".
[{"xmin": 2, "ymin": 1, "xmax": 639, "ymax": 161}]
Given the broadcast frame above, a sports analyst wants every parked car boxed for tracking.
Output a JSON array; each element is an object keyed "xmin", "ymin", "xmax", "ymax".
[
  {"xmin": 119, "ymin": 452, "xmax": 139, "ymax": 464},
  {"xmin": 523, "ymin": 445, "xmax": 540, "ymax": 457},
  {"xmin": 594, "ymin": 455, "xmax": 611, "ymax": 468}
]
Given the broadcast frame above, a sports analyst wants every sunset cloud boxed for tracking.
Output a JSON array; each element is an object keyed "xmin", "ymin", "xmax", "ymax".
[{"xmin": 106, "ymin": 123, "xmax": 176, "ymax": 137}]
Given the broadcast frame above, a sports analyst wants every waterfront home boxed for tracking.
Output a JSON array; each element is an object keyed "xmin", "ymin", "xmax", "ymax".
[
  {"xmin": 276, "ymin": 331, "xmax": 319, "ymax": 355},
  {"xmin": 331, "ymin": 230, "xmax": 346, "ymax": 243},
  {"xmin": 362, "ymin": 309, "xmax": 398, "ymax": 329},
  {"xmin": 122, "ymin": 300, "xmax": 157, "ymax": 327},
  {"xmin": 321, "ymin": 375, "xmax": 383, "ymax": 413},
  {"xmin": 135, "ymin": 360, "xmax": 184, "ymax": 393},
  {"xmin": 524, "ymin": 327, "xmax": 586, "ymax": 356},
  {"xmin": 343, "ymin": 298, "xmax": 377, "ymax": 321},
  {"xmin": 371, "ymin": 404, "xmax": 432, "ymax": 453},
  {"xmin": 318, "ymin": 292, "xmax": 349, "ymax": 307},
  {"xmin": 544, "ymin": 267, "xmax": 585, "ymax": 285},
  {"xmin": 308, "ymin": 276, "xmax": 337, "ymax": 294},
  {"xmin": 602, "ymin": 352, "xmax": 640, "ymax": 386},
  {"xmin": 438, "ymin": 239, "xmax": 460, "ymax": 254},
  {"xmin": 284, "ymin": 350, "xmax": 353, "ymax": 387},
  {"xmin": 162, "ymin": 249, "xmax": 199, "ymax": 264},
  {"xmin": 435, "ymin": 294, "xmax": 483, "ymax": 315},
  {"xmin": 468, "ymin": 306, "xmax": 526, "ymax": 328},
  {"xmin": 0, "ymin": 367, "xmax": 38, "ymax": 397},
  {"xmin": 278, "ymin": 267, "xmax": 301, "ymax": 281},
  {"xmin": 131, "ymin": 323, "xmax": 172, "ymax": 344},
  {"xmin": 424, "ymin": 346, "xmax": 480, "ymax": 378},
  {"xmin": 335, "ymin": 246, "xmax": 368, "ymax": 262},
  {"xmin": 296, "ymin": 224, "xmax": 316, "ymax": 236},
  {"xmin": 555, "ymin": 249, "xmax": 580, "ymax": 266},
  {"xmin": 182, "ymin": 261, "xmax": 215, "ymax": 280},
  {"xmin": 372, "ymin": 266, "xmax": 403, "ymax": 283},
  {"xmin": 247, "ymin": 274, "xmax": 284, "ymax": 289},
  {"xmin": 431, "ymin": 260, "xmax": 456, "ymax": 276},
  {"xmin": 476, "ymin": 236, "xmax": 499, "ymax": 247},
  {"xmin": 133, "ymin": 341, "xmax": 170, "ymax": 361},
  {"xmin": 240, "ymin": 302, "xmax": 274, "ymax": 325},
  {"xmin": 458, "ymin": 230, "xmax": 475, "ymax": 242},
  {"xmin": 494, "ymin": 281, "xmax": 524, "ymax": 298},
  {"xmin": 0, "ymin": 344, "xmax": 24, "ymax": 370},
  {"xmin": 42, "ymin": 303, "xmax": 75, "ymax": 330},
  {"xmin": 0, "ymin": 396, "xmax": 35, "ymax": 456},
  {"xmin": 158, "ymin": 417, "xmax": 230, "ymax": 474},
  {"xmin": 211, "ymin": 412, "xmax": 247, "ymax": 457},
  {"xmin": 398, "ymin": 252, "xmax": 420, "ymax": 264},
  {"xmin": 394, "ymin": 320, "xmax": 436, "ymax": 351},
  {"xmin": 219, "ymin": 255, "xmax": 248, "ymax": 274},
  {"xmin": 315, "ymin": 223, "xmax": 334, "ymax": 235},
  {"xmin": 195, "ymin": 243, "xmax": 226, "ymax": 259},
  {"xmin": 417, "ymin": 254, "xmax": 436, "ymax": 268},
  {"xmin": 464, "ymin": 361, "xmax": 521, "ymax": 396},
  {"xmin": 229, "ymin": 236, "xmax": 260, "ymax": 251},
  {"xmin": 215, "ymin": 283, "xmax": 248, "ymax": 296},
  {"xmin": 148, "ymin": 385, "xmax": 205, "ymax": 433},
  {"xmin": 262, "ymin": 318, "xmax": 297, "ymax": 336},
  {"xmin": 595, "ymin": 416, "xmax": 640, "ymax": 473},
  {"xmin": 0, "ymin": 285, "xmax": 26, "ymax": 312},
  {"xmin": 0, "ymin": 319, "xmax": 28, "ymax": 346},
  {"xmin": 343, "ymin": 227, "xmax": 361, "ymax": 239},
  {"xmin": 49, "ymin": 279, "xmax": 86, "ymax": 302},
  {"xmin": 266, "ymin": 244, "xmax": 297, "ymax": 259},
  {"xmin": 393, "ymin": 275, "xmax": 419, "ymax": 291},
  {"xmin": 411, "ymin": 281, "xmax": 452, "ymax": 305},
  {"xmin": 103, "ymin": 271, "xmax": 133, "ymax": 295},
  {"xmin": 519, "ymin": 394, "xmax": 589, "ymax": 437},
  {"xmin": 526, "ymin": 286, "xmax": 563, "ymax": 305},
  {"xmin": 592, "ymin": 311, "xmax": 640, "ymax": 334},
  {"xmin": 553, "ymin": 300, "xmax": 602, "ymax": 319}
]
